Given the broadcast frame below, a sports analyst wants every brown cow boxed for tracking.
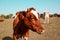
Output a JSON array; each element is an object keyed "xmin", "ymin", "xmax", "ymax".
[{"xmin": 13, "ymin": 7, "xmax": 44, "ymax": 40}]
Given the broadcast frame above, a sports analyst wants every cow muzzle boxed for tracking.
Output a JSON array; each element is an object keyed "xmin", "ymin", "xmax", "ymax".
[{"xmin": 38, "ymin": 30, "xmax": 45, "ymax": 34}]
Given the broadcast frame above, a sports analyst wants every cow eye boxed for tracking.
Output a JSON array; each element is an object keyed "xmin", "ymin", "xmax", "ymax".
[
  {"xmin": 31, "ymin": 18, "xmax": 35, "ymax": 21},
  {"xmin": 30, "ymin": 14, "xmax": 34, "ymax": 18}
]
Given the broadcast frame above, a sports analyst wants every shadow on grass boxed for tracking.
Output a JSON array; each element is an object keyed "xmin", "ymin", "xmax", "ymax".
[{"xmin": 2, "ymin": 36, "xmax": 13, "ymax": 40}]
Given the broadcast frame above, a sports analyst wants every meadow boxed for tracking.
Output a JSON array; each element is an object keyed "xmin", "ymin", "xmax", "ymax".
[{"xmin": 0, "ymin": 17, "xmax": 60, "ymax": 40}]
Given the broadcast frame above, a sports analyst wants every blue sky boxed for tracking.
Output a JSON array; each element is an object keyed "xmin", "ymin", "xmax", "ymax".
[{"xmin": 0, "ymin": 0, "xmax": 60, "ymax": 15}]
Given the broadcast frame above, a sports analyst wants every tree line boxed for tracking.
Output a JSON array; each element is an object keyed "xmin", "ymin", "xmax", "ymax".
[
  {"xmin": 0, "ymin": 13, "xmax": 60, "ymax": 19},
  {"xmin": 0, "ymin": 14, "xmax": 13, "ymax": 19}
]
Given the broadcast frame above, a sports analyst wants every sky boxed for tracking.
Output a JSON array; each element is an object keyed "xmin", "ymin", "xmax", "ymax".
[{"xmin": 0, "ymin": 0, "xmax": 60, "ymax": 15}]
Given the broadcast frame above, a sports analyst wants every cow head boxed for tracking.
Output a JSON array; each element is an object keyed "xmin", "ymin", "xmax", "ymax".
[
  {"xmin": 15, "ymin": 7, "xmax": 44, "ymax": 34},
  {"xmin": 24, "ymin": 7, "xmax": 44, "ymax": 34}
]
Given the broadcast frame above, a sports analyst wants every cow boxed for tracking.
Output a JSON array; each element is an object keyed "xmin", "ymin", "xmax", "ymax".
[
  {"xmin": 0, "ymin": 18, "xmax": 4, "ymax": 22},
  {"xmin": 57, "ymin": 14, "xmax": 60, "ymax": 17},
  {"xmin": 13, "ymin": 7, "xmax": 44, "ymax": 40},
  {"xmin": 44, "ymin": 10, "xmax": 49, "ymax": 24},
  {"xmin": 0, "ymin": 19, "xmax": 4, "ymax": 22}
]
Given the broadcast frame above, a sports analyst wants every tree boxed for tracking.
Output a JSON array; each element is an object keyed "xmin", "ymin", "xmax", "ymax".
[
  {"xmin": 0, "ymin": 13, "xmax": 13, "ymax": 19},
  {"xmin": 0, "ymin": 14, "xmax": 5, "ymax": 19},
  {"xmin": 9, "ymin": 14, "xmax": 13, "ymax": 18},
  {"xmin": 54, "ymin": 13, "xmax": 57, "ymax": 17},
  {"xmin": 5, "ymin": 15, "xmax": 9, "ymax": 19}
]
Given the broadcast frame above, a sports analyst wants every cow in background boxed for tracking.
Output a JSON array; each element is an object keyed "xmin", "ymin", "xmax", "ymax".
[{"xmin": 44, "ymin": 10, "xmax": 49, "ymax": 24}]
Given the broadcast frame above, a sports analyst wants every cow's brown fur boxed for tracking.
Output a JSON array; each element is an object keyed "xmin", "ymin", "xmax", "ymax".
[{"xmin": 13, "ymin": 8, "xmax": 44, "ymax": 40}]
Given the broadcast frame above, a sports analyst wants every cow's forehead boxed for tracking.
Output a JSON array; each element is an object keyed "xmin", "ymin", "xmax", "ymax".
[{"xmin": 31, "ymin": 10, "xmax": 38, "ymax": 19}]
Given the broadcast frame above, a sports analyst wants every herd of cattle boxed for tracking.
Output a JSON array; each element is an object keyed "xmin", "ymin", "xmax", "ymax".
[{"xmin": 0, "ymin": 7, "xmax": 60, "ymax": 40}]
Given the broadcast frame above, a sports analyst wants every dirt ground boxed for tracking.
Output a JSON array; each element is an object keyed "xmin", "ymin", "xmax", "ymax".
[{"xmin": 0, "ymin": 17, "xmax": 60, "ymax": 40}]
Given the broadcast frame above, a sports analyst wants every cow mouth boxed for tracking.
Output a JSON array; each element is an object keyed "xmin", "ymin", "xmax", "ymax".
[{"xmin": 37, "ymin": 30, "xmax": 45, "ymax": 34}]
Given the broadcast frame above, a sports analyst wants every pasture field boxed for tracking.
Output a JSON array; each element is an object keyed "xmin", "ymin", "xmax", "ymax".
[{"xmin": 0, "ymin": 17, "xmax": 60, "ymax": 40}]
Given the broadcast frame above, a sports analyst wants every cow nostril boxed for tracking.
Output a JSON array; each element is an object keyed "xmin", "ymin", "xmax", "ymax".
[
  {"xmin": 38, "ymin": 30, "xmax": 45, "ymax": 34},
  {"xmin": 41, "ymin": 30, "xmax": 45, "ymax": 33},
  {"xmin": 41, "ymin": 30, "xmax": 42, "ymax": 32}
]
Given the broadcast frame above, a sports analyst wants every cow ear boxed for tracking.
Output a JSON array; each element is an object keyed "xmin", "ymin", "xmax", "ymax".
[
  {"xmin": 26, "ymin": 11, "xmax": 31, "ymax": 18},
  {"xmin": 16, "ymin": 12, "xmax": 25, "ymax": 20},
  {"xmin": 20, "ymin": 14, "xmax": 24, "ymax": 20},
  {"xmin": 19, "ymin": 12, "xmax": 25, "ymax": 20}
]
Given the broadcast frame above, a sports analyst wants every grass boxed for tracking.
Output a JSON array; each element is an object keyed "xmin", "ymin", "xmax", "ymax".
[{"xmin": 0, "ymin": 17, "xmax": 60, "ymax": 40}]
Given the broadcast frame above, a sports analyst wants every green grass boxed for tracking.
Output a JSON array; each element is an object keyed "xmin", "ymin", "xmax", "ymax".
[{"xmin": 0, "ymin": 17, "xmax": 60, "ymax": 40}]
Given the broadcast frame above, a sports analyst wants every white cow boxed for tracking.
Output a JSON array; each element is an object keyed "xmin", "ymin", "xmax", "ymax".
[{"xmin": 44, "ymin": 10, "xmax": 49, "ymax": 24}]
